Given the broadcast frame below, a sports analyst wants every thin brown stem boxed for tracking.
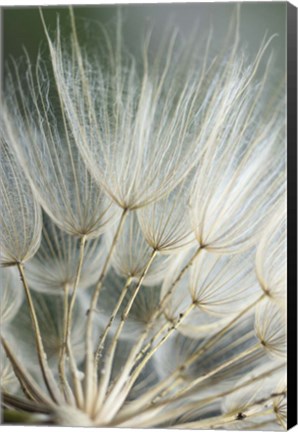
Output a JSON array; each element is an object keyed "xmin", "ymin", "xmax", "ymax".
[
  {"xmin": 112, "ymin": 293, "xmax": 265, "ymax": 419},
  {"xmin": 109, "ymin": 303, "xmax": 196, "ymax": 417},
  {"xmin": 180, "ymin": 294, "xmax": 265, "ymax": 371},
  {"xmin": 94, "ymin": 247, "xmax": 202, "ymax": 420},
  {"xmin": 114, "ymin": 363, "xmax": 283, "ymax": 427},
  {"xmin": 2, "ymin": 393, "xmax": 51, "ymax": 414},
  {"xmin": 94, "ymin": 275, "xmax": 133, "ymax": 373},
  {"xmin": 163, "ymin": 343, "xmax": 261, "ymax": 404},
  {"xmin": 84, "ymin": 208, "xmax": 128, "ymax": 413},
  {"xmin": 93, "ymin": 249, "xmax": 158, "ymax": 416},
  {"xmin": 64, "ymin": 235, "xmax": 87, "ymax": 408},
  {"xmin": 174, "ymin": 403, "xmax": 277, "ymax": 429},
  {"xmin": 58, "ymin": 284, "xmax": 75, "ymax": 404},
  {"xmin": 17, "ymin": 263, "xmax": 61, "ymax": 403},
  {"xmin": 1, "ymin": 336, "xmax": 54, "ymax": 406}
]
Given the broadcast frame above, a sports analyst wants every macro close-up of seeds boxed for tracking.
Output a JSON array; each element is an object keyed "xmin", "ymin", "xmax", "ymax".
[{"xmin": 0, "ymin": 2, "xmax": 288, "ymax": 429}]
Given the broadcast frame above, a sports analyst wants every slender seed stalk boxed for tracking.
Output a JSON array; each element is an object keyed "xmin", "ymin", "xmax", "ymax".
[
  {"xmin": 110, "ymin": 293, "xmax": 266, "ymax": 418},
  {"xmin": 135, "ymin": 321, "xmax": 170, "ymax": 363},
  {"xmin": 107, "ymin": 302, "xmax": 197, "ymax": 417},
  {"xmin": 67, "ymin": 346, "xmax": 84, "ymax": 408},
  {"xmin": 97, "ymin": 343, "xmax": 260, "ymax": 424},
  {"xmin": 1, "ymin": 336, "xmax": 54, "ymax": 406},
  {"xmin": 124, "ymin": 303, "xmax": 196, "ymax": 390},
  {"xmin": 84, "ymin": 208, "xmax": 128, "ymax": 413},
  {"xmin": 133, "ymin": 246, "xmax": 202, "ymax": 358},
  {"xmin": 157, "ymin": 246, "xmax": 202, "ymax": 314},
  {"xmin": 1, "ymin": 392, "xmax": 51, "ymax": 415},
  {"xmin": 165, "ymin": 343, "xmax": 261, "ymax": 403},
  {"xmin": 94, "ymin": 275, "xmax": 133, "ymax": 373},
  {"xmin": 64, "ymin": 235, "xmax": 87, "ymax": 407},
  {"xmin": 58, "ymin": 284, "xmax": 75, "ymax": 404},
  {"xmin": 181, "ymin": 293, "xmax": 265, "ymax": 371},
  {"xmin": 155, "ymin": 366, "xmax": 284, "ymax": 419},
  {"xmin": 93, "ymin": 249, "xmax": 158, "ymax": 415},
  {"xmin": 174, "ymin": 402, "xmax": 279, "ymax": 429},
  {"xmin": 135, "ymin": 299, "xmax": 198, "ymax": 364},
  {"xmin": 16, "ymin": 263, "xmax": 62, "ymax": 403},
  {"xmin": 114, "ymin": 363, "xmax": 284, "ymax": 427},
  {"xmin": 157, "ymin": 295, "xmax": 266, "ymax": 402},
  {"xmin": 94, "ymin": 246, "xmax": 202, "ymax": 418}
]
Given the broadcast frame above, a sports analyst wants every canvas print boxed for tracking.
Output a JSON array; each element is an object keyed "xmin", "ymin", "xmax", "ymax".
[{"xmin": 0, "ymin": 2, "xmax": 292, "ymax": 429}]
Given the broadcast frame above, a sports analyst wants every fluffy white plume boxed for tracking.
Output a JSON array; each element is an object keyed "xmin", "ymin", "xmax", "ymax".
[
  {"xmin": 0, "ymin": 137, "xmax": 42, "ymax": 266},
  {"xmin": 255, "ymin": 201, "xmax": 287, "ymax": 301},
  {"xmin": 26, "ymin": 214, "xmax": 108, "ymax": 294},
  {"xmin": 0, "ymin": 267, "xmax": 23, "ymax": 325},
  {"xmin": 3, "ymin": 65, "xmax": 120, "ymax": 239}
]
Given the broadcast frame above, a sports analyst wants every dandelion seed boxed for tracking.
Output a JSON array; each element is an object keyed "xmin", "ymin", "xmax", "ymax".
[
  {"xmin": 137, "ymin": 179, "xmax": 196, "ymax": 253},
  {"xmin": 3, "ymin": 64, "xmax": 120, "ymax": 240},
  {"xmin": 40, "ymin": 12, "xmax": 225, "ymax": 211},
  {"xmin": 105, "ymin": 212, "xmax": 173, "ymax": 285},
  {"xmin": 255, "ymin": 202, "xmax": 286, "ymax": 301},
  {"xmin": 0, "ymin": 267, "xmax": 23, "ymax": 325},
  {"xmin": 189, "ymin": 55, "xmax": 285, "ymax": 253},
  {"xmin": 26, "ymin": 213, "xmax": 108, "ymax": 295},
  {"xmin": 161, "ymin": 248, "xmax": 260, "ymax": 338},
  {"xmin": 255, "ymin": 299, "xmax": 287, "ymax": 360},
  {"xmin": 222, "ymin": 363, "xmax": 286, "ymax": 430},
  {"xmin": 0, "ymin": 137, "xmax": 42, "ymax": 266}
]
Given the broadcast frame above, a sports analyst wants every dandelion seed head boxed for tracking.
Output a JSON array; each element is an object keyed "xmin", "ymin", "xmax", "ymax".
[{"xmin": 0, "ymin": 5, "xmax": 287, "ymax": 430}]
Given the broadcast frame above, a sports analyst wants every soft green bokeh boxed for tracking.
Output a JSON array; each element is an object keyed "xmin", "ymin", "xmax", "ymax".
[{"xmin": 3, "ymin": 3, "xmax": 286, "ymax": 74}]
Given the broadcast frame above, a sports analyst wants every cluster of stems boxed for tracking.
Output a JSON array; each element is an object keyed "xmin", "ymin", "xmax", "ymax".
[{"xmin": 2, "ymin": 205, "xmax": 279, "ymax": 429}]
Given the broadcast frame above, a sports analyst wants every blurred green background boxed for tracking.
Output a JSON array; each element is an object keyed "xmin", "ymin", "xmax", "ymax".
[{"xmin": 2, "ymin": 3, "xmax": 286, "ymax": 86}]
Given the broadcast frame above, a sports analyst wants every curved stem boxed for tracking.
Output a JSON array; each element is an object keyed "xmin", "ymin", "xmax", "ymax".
[
  {"xmin": 94, "ymin": 275, "xmax": 133, "ymax": 373},
  {"xmin": 58, "ymin": 284, "xmax": 75, "ymax": 404},
  {"xmin": 174, "ymin": 404, "xmax": 277, "ymax": 429},
  {"xmin": 113, "ymin": 293, "xmax": 266, "ymax": 419},
  {"xmin": 180, "ymin": 294, "xmax": 265, "ymax": 371},
  {"xmin": 114, "ymin": 363, "xmax": 283, "ymax": 427},
  {"xmin": 84, "ymin": 208, "xmax": 128, "ymax": 413},
  {"xmin": 123, "ymin": 303, "xmax": 196, "ymax": 393},
  {"xmin": 96, "ymin": 302, "xmax": 194, "ymax": 423},
  {"xmin": 64, "ymin": 235, "xmax": 87, "ymax": 407},
  {"xmin": 166, "ymin": 343, "xmax": 261, "ymax": 403},
  {"xmin": 1, "ymin": 392, "xmax": 51, "ymax": 415},
  {"xmin": 99, "ymin": 342, "xmax": 260, "ymax": 426},
  {"xmin": 93, "ymin": 249, "xmax": 158, "ymax": 416},
  {"xmin": 17, "ymin": 263, "xmax": 61, "ymax": 403},
  {"xmin": 153, "ymin": 297, "xmax": 265, "ymax": 406},
  {"xmin": 1, "ymin": 336, "xmax": 54, "ymax": 406},
  {"xmin": 95, "ymin": 246, "xmax": 202, "ymax": 420}
]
